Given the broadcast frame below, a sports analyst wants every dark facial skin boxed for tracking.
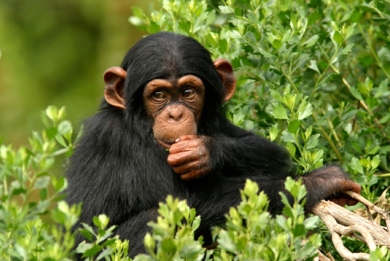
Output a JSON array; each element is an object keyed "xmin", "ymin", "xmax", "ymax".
[{"xmin": 143, "ymin": 75, "xmax": 210, "ymax": 180}]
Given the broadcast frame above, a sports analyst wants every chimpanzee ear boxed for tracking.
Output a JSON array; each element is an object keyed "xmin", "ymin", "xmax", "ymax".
[
  {"xmin": 103, "ymin": 66, "xmax": 127, "ymax": 109},
  {"xmin": 214, "ymin": 58, "xmax": 236, "ymax": 102}
]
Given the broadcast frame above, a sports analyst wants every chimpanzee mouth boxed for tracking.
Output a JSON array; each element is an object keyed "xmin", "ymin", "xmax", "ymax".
[{"xmin": 156, "ymin": 139, "xmax": 174, "ymax": 149}]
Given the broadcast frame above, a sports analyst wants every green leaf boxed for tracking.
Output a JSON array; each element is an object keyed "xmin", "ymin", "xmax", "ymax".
[
  {"xmin": 39, "ymin": 188, "xmax": 48, "ymax": 200},
  {"xmin": 340, "ymin": 43, "xmax": 354, "ymax": 56},
  {"xmin": 275, "ymin": 215, "xmax": 288, "ymax": 231},
  {"xmin": 144, "ymin": 233, "xmax": 155, "ymax": 251},
  {"xmin": 160, "ymin": 238, "xmax": 176, "ymax": 253},
  {"xmin": 379, "ymin": 114, "xmax": 390, "ymax": 124},
  {"xmin": 270, "ymin": 89, "xmax": 284, "ymax": 102},
  {"xmin": 79, "ymin": 229, "xmax": 94, "ymax": 242},
  {"xmin": 269, "ymin": 124, "xmax": 280, "ymax": 141},
  {"xmin": 80, "ymin": 244, "xmax": 102, "ymax": 257},
  {"xmin": 344, "ymin": 23, "xmax": 356, "ymax": 39},
  {"xmin": 93, "ymin": 214, "xmax": 110, "ymax": 229},
  {"xmin": 305, "ymin": 134, "xmax": 320, "ymax": 150},
  {"xmin": 304, "ymin": 216, "xmax": 319, "ymax": 229},
  {"xmin": 350, "ymin": 87, "xmax": 363, "ymax": 100},
  {"xmin": 286, "ymin": 142, "xmax": 296, "ymax": 157},
  {"xmin": 369, "ymin": 246, "xmax": 389, "ymax": 260},
  {"xmin": 45, "ymin": 106, "xmax": 58, "ymax": 123},
  {"xmin": 308, "ymin": 60, "xmax": 320, "ymax": 73},
  {"xmin": 371, "ymin": 155, "xmax": 381, "ymax": 169},
  {"xmin": 368, "ymin": 174, "xmax": 378, "ymax": 186},
  {"xmin": 292, "ymin": 223, "xmax": 306, "ymax": 237},
  {"xmin": 243, "ymin": 179, "xmax": 259, "ymax": 195},
  {"xmin": 258, "ymin": 47, "xmax": 275, "ymax": 58},
  {"xmin": 179, "ymin": 243, "xmax": 203, "ymax": 259},
  {"xmin": 298, "ymin": 101, "xmax": 313, "ymax": 120},
  {"xmin": 58, "ymin": 121, "xmax": 72, "ymax": 135},
  {"xmin": 34, "ymin": 176, "xmax": 50, "ymax": 189},
  {"xmin": 303, "ymin": 35, "xmax": 319, "ymax": 47},
  {"xmin": 281, "ymin": 131, "xmax": 296, "ymax": 143},
  {"xmin": 272, "ymin": 103, "xmax": 288, "ymax": 119},
  {"xmin": 129, "ymin": 16, "xmax": 143, "ymax": 26},
  {"xmin": 81, "ymin": 223, "xmax": 97, "ymax": 237},
  {"xmin": 350, "ymin": 157, "xmax": 364, "ymax": 174},
  {"xmin": 219, "ymin": 6, "xmax": 234, "ymax": 14},
  {"xmin": 331, "ymin": 31, "xmax": 343, "ymax": 46},
  {"xmin": 217, "ymin": 230, "xmax": 237, "ymax": 253},
  {"xmin": 96, "ymin": 248, "xmax": 114, "ymax": 260},
  {"xmin": 374, "ymin": 79, "xmax": 389, "ymax": 98},
  {"xmin": 272, "ymin": 39, "xmax": 282, "ymax": 49},
  {"xmin": 287, "ymin": 120, "xmax": 300, "ymax": 134}
]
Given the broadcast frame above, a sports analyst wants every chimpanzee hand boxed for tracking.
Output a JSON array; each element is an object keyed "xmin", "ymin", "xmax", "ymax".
[
  {"xmin": 167, "ymin": 135, "xmax": 211, "ymax": 181},
  {"xmin": 302, "ymin": 165, "xmax": 361, "ymax": 211}
]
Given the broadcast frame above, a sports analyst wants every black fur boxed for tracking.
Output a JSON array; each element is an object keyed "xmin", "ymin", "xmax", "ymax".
[{"xmin": 65, "ymin": 32, "xmax": 357, "ymax": 257}]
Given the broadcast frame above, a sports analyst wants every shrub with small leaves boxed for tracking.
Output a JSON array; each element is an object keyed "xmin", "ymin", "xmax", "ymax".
[
  {"xmin": 135, "ymin": 179, "xmax": 321, "ymax": 261},
  {"xmin": 135, "ymin": 196, "xmax": 206, "ymax": 261},
  {"xmin": 214, "ymin": 178, "xmax": 321, "ymax": 261},
  {"xmin": 76, "ymin": 214, "xmax": 131, "ymax": 261},
  {"xmin": 0, "ymin": 106, "xmax": 78, "ymax": 260}
]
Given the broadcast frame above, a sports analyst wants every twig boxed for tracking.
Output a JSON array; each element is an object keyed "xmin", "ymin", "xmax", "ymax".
[
  {"xmin": 312, "ymin": 193, "xmax": 390, "ymax": 261},
  {"xmin": 343, "ymin": 191, "xmax": 390, "ymax": 233}
]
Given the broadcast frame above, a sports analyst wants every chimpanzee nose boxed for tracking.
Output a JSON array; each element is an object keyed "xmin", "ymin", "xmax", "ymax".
[{"xmin": 167, "ymin": 105, "xmax": 184, "ymax": 121}]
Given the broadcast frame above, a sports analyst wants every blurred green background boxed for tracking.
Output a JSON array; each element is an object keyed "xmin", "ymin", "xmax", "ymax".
[{"xmin": 0, "ymin": 0, "xmax": 156, "ymax": 146}]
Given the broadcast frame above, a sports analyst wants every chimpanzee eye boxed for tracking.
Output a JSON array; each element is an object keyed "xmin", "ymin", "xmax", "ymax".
[
  {"xmin": 182, "ymin": 88, "xmax": 195, "ymax": 98},
  {"xmin": 152, "ymin": 91, "xmax": 167, "ymax": 100}
]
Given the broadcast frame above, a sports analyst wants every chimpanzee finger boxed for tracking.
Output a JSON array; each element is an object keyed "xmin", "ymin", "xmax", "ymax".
[
  {"xmin": 330, "ymin": 197, "xmax": 348, "ymax": 206},
  {"xmin": 169, "ymin": 140, "xmax": 189, "ymax": 154},
  {"xmin": 180, "ymin": 168, "xmax": 209, "ymax": 181},
  {"xmin": 331, "ymin": 195, "xmax": 359, "ymax": 206},
  {"xmin": 172, "ymin": 160, "xmax": 205, "ymax": 175},
  {"xmin": 346, "ymin": 198, "xmax": 359, "ymax": 206},
  {"xmin": 169, "ymin": 137, "xmax": 203, "ymax": 154},
  {"xmin": 167, "ymin": 150, "xmax": 200, "ymax": 167},
  {"xmin": 343, "ymin": 180, "xmax": 361, "ymax": 195}
]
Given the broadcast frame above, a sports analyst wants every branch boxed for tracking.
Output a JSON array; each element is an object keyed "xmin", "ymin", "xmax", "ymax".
[{"xmin": 312, "ymin": 192, "xmax": 390, "ymax": 261}]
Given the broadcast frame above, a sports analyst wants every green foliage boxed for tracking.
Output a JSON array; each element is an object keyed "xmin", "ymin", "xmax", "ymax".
[
  {"xmin": 131, "ymin": 179, "xmax": 320, "ymax": 261},
  {"xmin": 134, "ymin": 196, "xmax": 205, "ymax": 261},
  {"xmin": 76, "ymin": 215, "xmax": 131, "ymax": 261},
  {"xmin": 215, "ymin": 178, "xmax": 321, "ymax": 261},
  {"xmin": 1, "ymin": 0, "xmax": 390, "ymax": 259},
  {"xmin": 0, "ymin": 107, "xmax": 132, "ymax": 260},
  {"xmin": 0, "ymin": 106, "xmax": 77, "ymax": 260}
]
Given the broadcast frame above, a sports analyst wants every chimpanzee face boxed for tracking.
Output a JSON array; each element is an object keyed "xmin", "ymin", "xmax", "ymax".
[
  {"xmin": 101, "ymin": 33, "xmax": 236, "ymax": 149},
  {"xmin": 142, "ymin": 75, "xmax": 205, "ymax": 148}
]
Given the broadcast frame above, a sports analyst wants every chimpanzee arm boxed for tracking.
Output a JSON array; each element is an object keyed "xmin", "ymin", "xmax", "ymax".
[
  {"xmin": 208, "ymin": 123, "xmax": 296, "ymax": 180},
  {"xmin": 207, "ymin": 122, "xmax": 360, "ymax": 212},
  {"xmin": 302, "ymin": 166, "xmax": 361, "ymax": 210}
]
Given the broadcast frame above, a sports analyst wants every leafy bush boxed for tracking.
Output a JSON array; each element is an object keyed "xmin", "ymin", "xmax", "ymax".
[
  {"xmin": 1, "ymin": 0, "xmax": 389, "ymax": 259},
  {"xmin": 133, "ymin": 179, "xmax": 321, "ymax": 261},
  {"xmin": 0, "ymin": 106, "xmax": 77, "ymax": 260}
]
